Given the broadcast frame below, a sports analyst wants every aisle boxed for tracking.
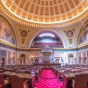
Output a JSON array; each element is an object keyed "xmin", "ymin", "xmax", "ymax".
[
  {"xmin": 40, "ymin": 69, "xmax": 56, "ymax": 78},
  {"xmin": 35, "ymin": 69, "xmax": 63, "ymax": 88}
]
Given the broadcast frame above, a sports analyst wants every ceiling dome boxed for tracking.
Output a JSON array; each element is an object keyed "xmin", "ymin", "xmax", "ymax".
[{"xmin": 1, "ymin": 0, "xmax": 88, "ymax": 25}]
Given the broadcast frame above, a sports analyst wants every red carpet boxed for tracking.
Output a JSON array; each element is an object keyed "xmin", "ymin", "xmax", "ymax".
[{"xmin": 35, "ymin": 69, "xmax": 63, "ymax": 88}]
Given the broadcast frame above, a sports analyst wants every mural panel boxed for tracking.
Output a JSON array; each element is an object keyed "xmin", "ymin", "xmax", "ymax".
[
  {"xmin": 0, "ymin": 20, "xmax": 15, "ymax": 44},
  {"xmin": 79, "ymin": 25, "xmax": 88, "ymax": 44},
  {"xmin": 31, "ymin": 34, "xmax": 63, "ymax": 48}
]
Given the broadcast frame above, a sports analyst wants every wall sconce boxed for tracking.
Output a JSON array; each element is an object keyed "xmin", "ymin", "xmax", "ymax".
[
  {"xmin": 13, "ymin": 54, "xmax": 15, "ymax": 58},
  {"xmin": 10, "ymin": 53, "xmax": 15, "ymax": 59},
  {"xmin": 31, "ymin": 55, "xmax": 34, "ymax": 58}
]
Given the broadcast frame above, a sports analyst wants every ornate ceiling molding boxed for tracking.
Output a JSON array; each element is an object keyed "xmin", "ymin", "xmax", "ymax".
[{"xmin": 0, "ymin": 0, "xmax": 88, "ymax": 28}]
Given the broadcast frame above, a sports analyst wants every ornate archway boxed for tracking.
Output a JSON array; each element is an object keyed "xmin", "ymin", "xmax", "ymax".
[
  {"xmin": 28, "ymin": 29, "xmax": 67, "ymax": 48},
  {"xmin": 29, "ymin": 30, "xmax": 65, "ymax": 48}
]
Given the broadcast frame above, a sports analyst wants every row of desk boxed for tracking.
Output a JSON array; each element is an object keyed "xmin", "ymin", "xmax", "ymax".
[
  {"xmin": 0, "ymin": 65, "xmax": 43, "ymax": 88},
  {"xmin": 52, "ymin": 66, "xmax": 88, "ymax": 88},
  {"xmin": 52, "ymin": 66, "xmax": 88, "ymax": 78},
  {"xmin": 2, "ymin": 71, "xmax": 34, "ymax": 79}
]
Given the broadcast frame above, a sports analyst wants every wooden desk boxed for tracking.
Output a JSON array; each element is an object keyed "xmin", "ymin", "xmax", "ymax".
[
  {"xmin": 2, "ymin": 71, "xmax": 34, "ymax": 79},
  {"xmin": 2, "ymin": 71, "xmax": 35, "ymax": 88}
]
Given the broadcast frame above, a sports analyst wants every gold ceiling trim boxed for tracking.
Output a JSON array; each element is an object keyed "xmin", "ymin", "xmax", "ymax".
[
  {"xmin": 0, "ymin": 2, "xmax": 88, "ymax": 28},
  {"xmin": 1, "ymin": 0, "xmax": 88, "ymax": 23}
]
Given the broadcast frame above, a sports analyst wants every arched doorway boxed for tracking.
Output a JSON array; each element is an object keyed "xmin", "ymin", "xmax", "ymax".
[
  {"xmin": 68, "ymin": 54, "xmax": 74, "ymax": 65},
  {"xmin": 20, "ymin": 54, "xmax": 25, "ymax": 65},
  {"xmin": 35, "ymin": 58, "xmax": 39, "ymax": 63},
  {"xmin": 55, "ymin": 59, "xmax": 59, "ymax": 63}
]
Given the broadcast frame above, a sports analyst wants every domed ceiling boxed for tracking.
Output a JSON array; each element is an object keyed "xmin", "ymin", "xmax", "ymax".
[{"xmin": 0, "ymin": 0, "xmax": 88, "ymax": 27}]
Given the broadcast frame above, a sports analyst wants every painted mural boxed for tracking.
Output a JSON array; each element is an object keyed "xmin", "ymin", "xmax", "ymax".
[
  {"xmin": 79, "ymin": 25, "xmax": 88, "ymax": 44},
  {"xmin": 0, "ymin": 20, "xmax": 15, "ymax": 44},
  {"xmin": 31, "ymin": 37, "xmax": 63, "ymax": 48}
]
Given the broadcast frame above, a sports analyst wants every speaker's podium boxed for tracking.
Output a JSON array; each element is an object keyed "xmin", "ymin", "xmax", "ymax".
[
  {"xmin": 33, "ymin": 45, "xmax": 61, "ymax": 67},
  {"xmin": 33, "ymin": 59, "xmax": 61, "ymax": 67}
]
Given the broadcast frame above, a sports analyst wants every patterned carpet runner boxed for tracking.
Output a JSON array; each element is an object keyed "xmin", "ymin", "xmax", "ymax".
[{"xmin": 35, "ymin": 69, "xmax": 63, "ymax": 88}]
